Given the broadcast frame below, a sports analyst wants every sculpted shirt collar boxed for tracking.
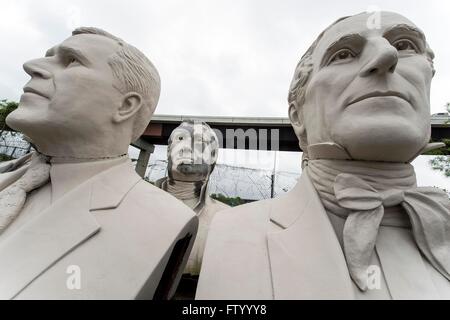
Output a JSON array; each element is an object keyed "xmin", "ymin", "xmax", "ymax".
[{"xmin": 49, "ymin": 154, "xmax": 128, "ymax": 203}]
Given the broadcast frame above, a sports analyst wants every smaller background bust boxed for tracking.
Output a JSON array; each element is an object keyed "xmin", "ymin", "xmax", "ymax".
[
  {"xmin": 157, "ymin": 120, "xmax": 221, "ymax": 213},
  {"xmin": 155, "ymin": 120, "xmax": 229, "ymax": 297}
]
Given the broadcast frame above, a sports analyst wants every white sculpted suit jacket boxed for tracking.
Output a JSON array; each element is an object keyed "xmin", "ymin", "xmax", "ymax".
[
  {"xmin": 196, "ymin": 171, "xmax": 354, "ymax": 299},
  {"xmin": 0, "ymin": 156, "xmax": 198, "ymax": 299},
  {"xmin": 155, "ymin": 176, "xmax": 229, "ymax": 275},
  {"xmin": 196, "ymin": 170, "xmax": 450, "ymax": 299}
]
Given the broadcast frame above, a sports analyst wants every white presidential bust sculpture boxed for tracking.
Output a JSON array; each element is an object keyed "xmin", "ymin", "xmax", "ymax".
[
  {"xmin": 0, "ymin": 27, "xmax": 197, "ymax": 300},
  {"xmin": 197, "ymin": 11, "xmax": 450, "ymax": 300},
  {"xmin": 156, "ymin": 121, "xmax": 228, "ymax": 277}
]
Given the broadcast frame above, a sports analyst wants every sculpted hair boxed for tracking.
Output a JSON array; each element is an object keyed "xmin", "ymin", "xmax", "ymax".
[
  {"xmin": 287, "ymin": 13, "xmax": 435, "ymax": 158},
  {"xmin": 72, "ymin": 27, "xmax": 161, "ymax": 142}
]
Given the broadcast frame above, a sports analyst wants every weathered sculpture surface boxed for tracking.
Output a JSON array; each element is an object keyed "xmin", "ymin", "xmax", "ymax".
[
  {"xmin": 197, "ymin": 11, "xmax": 450, "ymax": 299},
  {"xmin": 0, "ymin": 27, "xmax": 197, "ymax": 299},
  {"xmin": 156, "ymin": 120, "xmax": 228, "ymax": 276}
]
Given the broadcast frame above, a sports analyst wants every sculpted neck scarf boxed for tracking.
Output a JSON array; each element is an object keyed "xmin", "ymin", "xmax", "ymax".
[
  {"xmin": 166, "ymin": 179, "xmax": 203, "ymax": 200},
  {"xmin": 165, "ymin": 178, "xmax": 209, "ymax": 214},
  {"xmin": 0, "ymin": 152, "xmax": 50, "ymax": 234},
  {"xmin": 307, "ymin": 159, "xmax": 450, "ymax": 291}
]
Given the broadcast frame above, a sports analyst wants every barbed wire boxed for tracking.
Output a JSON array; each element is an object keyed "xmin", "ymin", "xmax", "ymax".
[
  {"xmin": 143, "ymin": 160, "xmax": 300, "ymax": 200},
  {"xmin": 0, "ymin": 131, "xmax": 32, "ymax": 158},
  {"xmin": 0, "ymin": 133, "xmax": 300, "ymax": 201}
]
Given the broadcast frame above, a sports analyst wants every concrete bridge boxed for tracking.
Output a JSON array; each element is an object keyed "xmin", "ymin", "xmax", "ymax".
[{"xmin": 131, "ymin": 114, "xmax": 450, "ymax": 177}]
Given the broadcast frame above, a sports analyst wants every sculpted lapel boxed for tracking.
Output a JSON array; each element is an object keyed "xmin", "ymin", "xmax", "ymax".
[
  {"xmin": 89, "ymin": 159, "xmax": 141, "ymax": 211},
  {"xmin": 197, "ymin": 171, "xmax": 355, "ymax": 300},
  {"xmin": 195, "ymin": 200, "xmax": 273, "ymax": 299},
  {"xmin": 0, "ymin": 160, "xmax": 140, "ymax": 299},
  {"xmin": 267, "ymin": 172, "xmax": 355, "ymax": 299}
]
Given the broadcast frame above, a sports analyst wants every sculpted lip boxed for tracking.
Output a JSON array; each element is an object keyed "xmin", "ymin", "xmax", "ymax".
[
  {"xmin": 348, "ymin": 91, "xmax": 409, "ymax": 106},
  {"xmin": 23, "ymin": 86, "xmax": 49, "ymax": 99}
]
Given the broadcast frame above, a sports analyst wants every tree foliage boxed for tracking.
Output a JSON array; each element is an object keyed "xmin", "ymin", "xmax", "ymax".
[
  {"xmin": 0, "ymin": 99, "xmax": 18, "ymax": 132},
  {"xmin": 424, "ymin": 138, "xmax": 450, "ymax": 156},
  {"xmin": 210, "ymin": 193, "xmax": 249, "ymax": 207},
  {"xmin": 429, "ymin": 155, "xmax": 450, "ymax": 177}
]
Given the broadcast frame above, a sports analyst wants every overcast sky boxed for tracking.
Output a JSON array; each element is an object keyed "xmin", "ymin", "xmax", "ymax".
[{"xmin": 1, "ymin": 0, "xmax": 449, "ymax": 117}]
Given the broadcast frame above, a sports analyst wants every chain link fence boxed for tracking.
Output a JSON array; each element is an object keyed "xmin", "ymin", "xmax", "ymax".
[
  {"xmin": 143, "ymin": 160, "xmax": 300, "ymax": 201},
  {"xmin": 0, "ymin": 131, "xmax": 32, "ymax": 160}
]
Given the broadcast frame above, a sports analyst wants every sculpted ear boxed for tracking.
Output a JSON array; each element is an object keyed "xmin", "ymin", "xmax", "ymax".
[
  {"xmin": 288, "ymin": 102, "xmax": 305, "ymax": 139},
  {"xmin": 113, "ymin": 92, "xmax": 143, "ymax": 123}
]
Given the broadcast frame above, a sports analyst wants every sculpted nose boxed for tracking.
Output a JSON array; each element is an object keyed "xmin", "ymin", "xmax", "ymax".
[
  {"xmin": 23, "ymin": 58, "xmax": 52, "ymax": 79},
  {"xmin": 178, "ymin": 144, "xmax": 192, "ymax": 156},
  {"xmin": 359, "ymin": 40, "xmax": 398, "ymax": 77}
]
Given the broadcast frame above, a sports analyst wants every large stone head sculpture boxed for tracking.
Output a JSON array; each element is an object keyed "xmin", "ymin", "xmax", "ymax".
[
  {"xmin": 167, "ymin": 120, "xmax": 219, "ymax": 183},
  {"xmin": 7, "ymin": 27, "xmax": 160, "ymax": 158},
  {"xmin": 288, "ymin": 12, "xmax": 435, "ymax": 164}
]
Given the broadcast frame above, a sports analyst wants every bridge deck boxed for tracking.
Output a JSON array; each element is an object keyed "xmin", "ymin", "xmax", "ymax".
[{"xmin": 140, "ymin": 114, "xmax": 450, "ymax": 152}]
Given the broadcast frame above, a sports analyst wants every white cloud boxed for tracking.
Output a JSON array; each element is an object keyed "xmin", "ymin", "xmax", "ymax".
[{"xmin": 0, "ymin": 0, "xmax": 449, "ymax": 116}]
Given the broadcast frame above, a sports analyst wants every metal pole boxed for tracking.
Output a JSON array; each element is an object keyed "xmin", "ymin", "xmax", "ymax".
[
  {"xmin": 270, "ymin": 150, "xmax": 277, "ymax": 198},
  {"xmin": 136, "ymin": 149, "xmax": 151, "ymax": 178},
  {"xmin": 132, "ymin": 138, "xmax": 155, "ymax": 178}
]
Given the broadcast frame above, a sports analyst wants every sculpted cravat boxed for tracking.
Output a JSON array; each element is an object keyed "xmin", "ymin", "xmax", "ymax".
[
  {"xmin": 0, "ymin": 152, "xmax": 50, "ymax": 234},
  {"xmin": 334, "ymin": 173, "xmax": 450, "ymax": 290}
]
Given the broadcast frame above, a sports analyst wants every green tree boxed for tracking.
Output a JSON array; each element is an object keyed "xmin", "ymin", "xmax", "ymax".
[
  {"xmin": 1, "ymin": 99, "xmax": 23, "ymax": 161},
  {"xmin": 429, "ymin": 155, "xmax": 450, "ymax": 177},
  {"xmin": 210, "ymin": 193, "xmax": 248, "ymax": 207},
  {"xmin": 0, "ymin": 154, "xmax": 14, "ymax": 161},
  {"xmin": 0, "ymin": 99, "xmax": 18, "ymax": 132},
  {"xmin": 424, "ymin": 138, "xmax": 450, "ymax": 156}
]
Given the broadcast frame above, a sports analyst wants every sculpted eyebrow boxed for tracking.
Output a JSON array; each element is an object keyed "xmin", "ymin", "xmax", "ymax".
[
  {"xmin": 320, "ymin": 33, "xmax": 365, "ymax": 68},
  {"xmin": 58, "ymin": 46, "xmax": 91, "ymax": 65},
  {"xmin": 383, "ymin": 24, "xmax": 426, "ymax": 42},
  {"xmin": 45, "ymin": 47, "xmax": 55, "ymax": 57}
]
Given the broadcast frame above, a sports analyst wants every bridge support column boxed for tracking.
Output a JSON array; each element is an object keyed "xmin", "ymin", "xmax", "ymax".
[{"xmin": 131, "ymin": 138, "xmax": 155, "ymax": 178}]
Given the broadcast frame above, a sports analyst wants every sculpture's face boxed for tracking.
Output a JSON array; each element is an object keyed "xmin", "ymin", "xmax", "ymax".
[
  {"xmin": 167, "ymin": 123, "xmax": 218, "ymax": 182},
  {"xmin": 302, "ymin": 12, "xmax": 433, "ymax": 162},
  {"xmin": 7, "ymin": 34, "xmax": 123, "ymax": 155}
]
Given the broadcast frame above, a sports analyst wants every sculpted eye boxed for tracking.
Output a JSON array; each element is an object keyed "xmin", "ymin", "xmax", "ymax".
[
  {"xmin": 392, "ymin": 39, "xmax": 418, "ymax": 52},
  {"xmin": 328, "ymin": 48, "xmax": 356, "ymax": 65},
  {"xmin": 66, "ymin": 56, "xmax": 80, "ymax": 66}
]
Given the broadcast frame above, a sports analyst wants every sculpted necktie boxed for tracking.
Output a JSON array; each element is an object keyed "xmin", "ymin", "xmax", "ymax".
[
  {"xmin": 0, "ymin": 152, "xmax": 50, "ymax": 234},
  {"xmin": 334, "ymin": 173, "xmax": 450, "ymax": 291}
]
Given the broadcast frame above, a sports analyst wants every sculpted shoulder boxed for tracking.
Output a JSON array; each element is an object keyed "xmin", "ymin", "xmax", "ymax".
[
  {"xmin": 209, "ymin": 197, "xmax": 275, "ymax": 231},
  {"xmin": 207, "ymin": 197, "xmax": 230, "ymax": 211},
  {"xmin": 208, "ymin": 190, "xmax": 297, "ymax": 233},
  {"xmin": 197, "ymin": 197, "xmax": 282, "ymax": 299},
  {"xmin": 124, "ymin": 179, "xmax": 197, "ymax": 224}
]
